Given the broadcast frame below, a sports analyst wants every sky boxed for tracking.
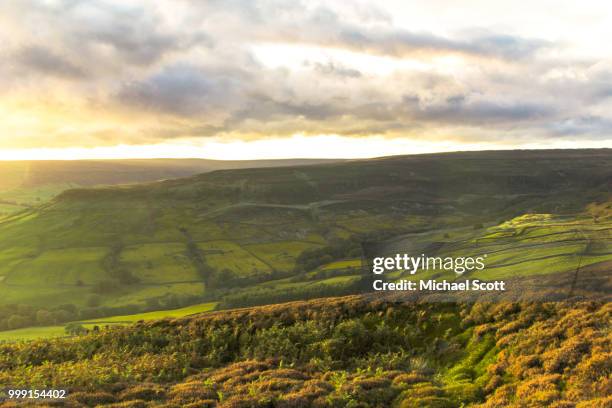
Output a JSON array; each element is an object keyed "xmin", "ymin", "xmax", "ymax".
[{"xmin": 0, "ymin": 0, "xmax": 611, "ymax": 160}]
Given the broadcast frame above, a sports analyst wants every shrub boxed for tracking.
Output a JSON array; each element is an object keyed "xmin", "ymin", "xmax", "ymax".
[
  {"xmin": 35, "ymin": 309, "xmax": 54, "ymax": 325},
  {"xmin": 69, "ymin": 391, "xmax": 116, "ymax": 405},
  {"xmin": 119, "ymin": 383, "xmax": 166, "ymax": 401},
  {"xmin": 168, "ymin": 381, "xmax": 217, "ymax": 404},
  {"xmin": 65, "ymin": 322, "xmax": 88, "ymax": 336}
]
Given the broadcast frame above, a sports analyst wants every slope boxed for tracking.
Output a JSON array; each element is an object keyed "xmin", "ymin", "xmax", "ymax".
[{"xmin": 0, "ymin": 296, "xmax": 609, "ymax": 407}]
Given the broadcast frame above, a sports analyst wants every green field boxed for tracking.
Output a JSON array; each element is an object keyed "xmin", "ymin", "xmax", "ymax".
[
  {"xmin": 6, "ymin": 247, "xmax": 108, "ymax": 286},
  {"xmin": 122, "ymin": 243, "xmax": 200, "ymax": 284},
  {"xmin": 0, "ymin": 325, "xmax": 66, "ymax": 342},
  {"xmin": 0, "ymin": 302, "xmax": 218, "ymax": 342},
  {"xmin": 380, "ymin": 213, "xmax": 612, "ymax": 284},
  {"xmin": 200, "ymin": 240, "xmax": 273, "ymax": 276},
  {"xmin": 244, "ymin": 241, "xmax": 320, "ymax": 271},
  {"xmin": 320, "ymin": 259, "xmax": 362, "ymax": 270},
  {"xmin": 82, "ymin": 301, "xmax": 218, "ymax": 324}
]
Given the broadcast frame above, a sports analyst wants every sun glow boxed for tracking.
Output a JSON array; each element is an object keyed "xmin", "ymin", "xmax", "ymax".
[{"xmin": 0, "ymin": 135, "xmax": 609, "ymax": 161}]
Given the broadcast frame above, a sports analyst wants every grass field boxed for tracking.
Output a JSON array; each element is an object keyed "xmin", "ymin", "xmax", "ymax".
[
  {"xmin": 0, "ymin": 325, "xmax": 66, "ymax": 342},
  {"xmin": 380, "ymin": 213, "xmax": 612, "ymax": 282},
  {"xmin": 6, "ymin": 247, "xmax": 108, "ymax": 286},
  {"xmin": 102, "ymin": 282, "xmax": 207, "ymax": 308},
  {"xmin": 244, "ymin": 241, "xmax": 320, "ymax": 271},
  {"xmin": 199, "ymin": 240, "xmax": 273, "ymax": 276},
  {"xmin": 122, "ymin": 243, "xmax": 200, "ymax": 284},
  {"xmin": 81, "ymin": 301, "xmax": 218, "ymax": 324},
  {"xmin": 0, "ymin": 302, "xmax": 218, "ymax": 342},
  {"xmin": 0, "ymin": 208, "xmax": 609, "ymax": 335},
  {"xmin": 320, "ymin": 259, "xmax": 361, "ymax": 270}
]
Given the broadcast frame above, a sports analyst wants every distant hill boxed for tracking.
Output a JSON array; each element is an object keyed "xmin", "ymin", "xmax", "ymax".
[
  {"xmin": 0, "ymin": 158, "xmax": 342, "ymax": 215},
  {"xmin": 0, "ymin": 158, "xmax": 344, "ymax": 189}
]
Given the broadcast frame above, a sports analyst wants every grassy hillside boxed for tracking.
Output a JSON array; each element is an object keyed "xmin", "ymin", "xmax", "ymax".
[
  {"xmin": 0, "ymin": 296, "xmax": 609, "ymax": 407},
  {"xmin": 0, "ymin": 150, "xmax": 610, "ymax": 334},
  {"xmin": 220, "ymin": 211, "xmax": 612, "ymax": 309}
]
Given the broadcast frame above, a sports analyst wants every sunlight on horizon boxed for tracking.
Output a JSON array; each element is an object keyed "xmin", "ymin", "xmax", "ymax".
[{"xmin": 0, "ymin": 135, "xmax": 609, "ymax": 161}]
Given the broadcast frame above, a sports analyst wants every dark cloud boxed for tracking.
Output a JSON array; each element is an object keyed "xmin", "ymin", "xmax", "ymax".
[
  {"xmin": 330, "ymin": 27, "xmax": 549, "ymax": 60},
  {"xmin": 310, "ymin": 61, "xmax": 362, "ymax": 78},
  {"xmin": 117, "ymin": 64, "xmax": 248, "ymax": 116},
  {"xmin": 405, "ymin": 96, "xmax": 555, "ymax": 126},
  {"xmin": 227, "ymin": 94, "xmax": 343, "ymax": 124},
  {"xmin": 549, "ymin": 116, "xmax": 612, "ymax": 138},
  {"xmin": 1, "ymin": 0, "xmax": 211, "ymax": 78},
  {"xmin": 70, "ymin": 3, "xmax": 212, "ymax": 66},
  {"xmin": 15, "ymin": 46, "xmax": 87, "ymax": 79}
]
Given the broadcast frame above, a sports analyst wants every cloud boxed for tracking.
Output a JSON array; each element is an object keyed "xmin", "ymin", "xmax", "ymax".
[
  {"xmin": 0, "ymin": 0, "xmax": 211, "ymax": 78},
  {"xmin": 14, "ymin": 46, "xmax": 87, "ymax": 79},
  {"xmin": 187, "ymin": 1, "xmax": 550, "ymax": 61},
  {"xmin": 325, "ymin": 26, "xmax": 549, "ymax": 60},
  {"xmin": 116, "ymin": 64, "xmax": 241, "ymax": 116},
  {"xmin": 309, "ymin": 61, "xmax": 362, "ymax": 78},
  {"xmin": 403, "ymin": 94, "xmax": 556, "ymax": 126},
  {"xmin": 0, "ymin": 0, "xmax": 610, "ymax": 149},
  {"xmin": 549, "ymin": 116, "xmax": 612, "ymax": 138}
]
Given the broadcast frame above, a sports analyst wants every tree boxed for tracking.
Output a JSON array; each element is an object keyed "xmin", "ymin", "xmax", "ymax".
[
  {"xmin": 17, "ymin": 304, "xmax": 34, "ymax": 316},
  {"xmin": 65, "ymin": 322, "xmax": 88, "ymax": 336},
  {"xmin": 145, "ymin": 298, "xmax": 160, "ymax": 309},
  {"xmin": 7, "ymin": 315, "xmax": 28, "ymax": 330},
  {"xmin": 87, "ymin": 294, "xmax": 102, "ymax": 307},
  {"xmin": 53, "ymin": 309, "xmax": 75, "ymax": 324},
  {"xmin": 36, "ymin": 309, "xmax": 54, "ymax": 326},
  {"xmin": 56, "ymin": 303, "xmax": 78, "ymax": 314}
]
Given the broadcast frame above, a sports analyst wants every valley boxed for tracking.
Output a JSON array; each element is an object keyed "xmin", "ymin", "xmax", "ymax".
[{"xmin": 0, "ymin": 149, "xmax": 610, "ymax": 339}]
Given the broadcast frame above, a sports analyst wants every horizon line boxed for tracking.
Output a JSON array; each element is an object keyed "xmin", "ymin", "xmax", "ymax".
[{"xmin": 0, "ymin": 146, "xmax": 610, "ymax": 162}]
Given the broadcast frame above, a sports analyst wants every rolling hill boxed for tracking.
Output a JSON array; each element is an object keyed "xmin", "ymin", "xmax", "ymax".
[
  {"xmin": 0, "ymin": 158, "xmax": 341, "ymax": 217},
  {"xmin": 0, "ymin": 149, "xmax": 610, "ymax": 334}
]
